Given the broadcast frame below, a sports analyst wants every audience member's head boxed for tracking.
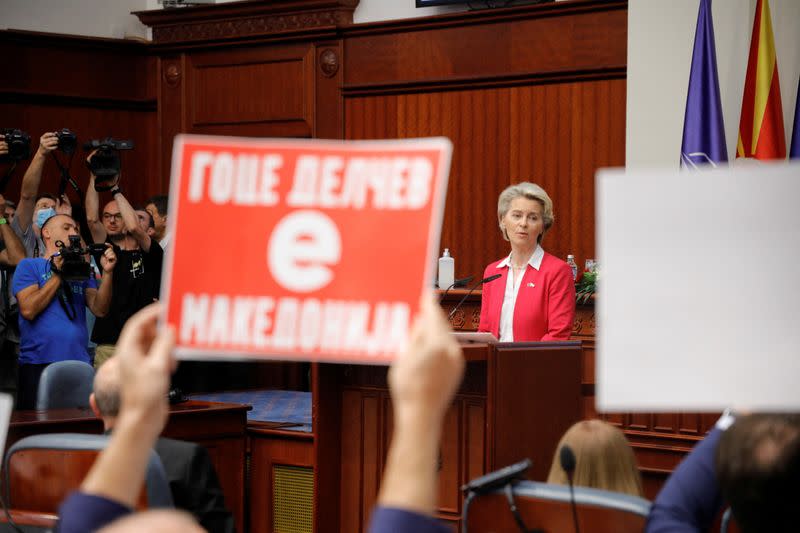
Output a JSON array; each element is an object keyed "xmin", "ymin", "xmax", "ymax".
[
  {"xmin": 547, "ymin": 419, "xmax": 644, "ymax": 497},
  {"xmin": 34, "ymin": 193, "xmax": 57, "ymax": 230},
  {"xmin": 102, "ymin": 200, "xmax": 125, "ymax": 241},
  {"xmin": 98, "ymin": 509, "xmax": 204, "ymax": 533},
  {"xmin": 716, "ymin": 413, "xmax": 800, "ymax": 533},
  {"xmin": 135, "ymin": 206, "xmax": 156, "ymax": 239},
  {"xmin": 40, "ymin": 214, "xmax": 80, "ymax": 250},
  {"xmin": 145, "ymin": 195, "xmax": 168, "ymax": 241},
  {"xmin": 4, "ymin": 199, "xmax": 16, "ymax": 222},
  {"xmin": 34, "ymin": 193, "xmax": 57, "ymax": 212},
  {"xmin": 90, "ymin": 356, "xmax": 121, "ymax": 429}
]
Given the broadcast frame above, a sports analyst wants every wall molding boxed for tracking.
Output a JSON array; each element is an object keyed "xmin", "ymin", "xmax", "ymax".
[
  {"xmin": 136, "ymin": 0, "xmax": 359, "ymax": 46},
  {"xmin": 342, "ymin": 0, "xmax": 628, "ymax": 37},
  {"xmin": 341, "ymin": 67, "xmax": 627, "ymax": 97},
  {"xmin": 0, "ymin": 91, "xmax": 156, "ymax": 111}
]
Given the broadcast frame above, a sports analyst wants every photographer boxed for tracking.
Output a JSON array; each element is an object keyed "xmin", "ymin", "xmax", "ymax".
[
  {"xmin": 11, "ymin": 131, "xmax": 73, "ymax": 258},
  {"xmin": 86, "ymin": 161, "xmax": 162, "ymax": 369},
  {"xmin": 0, "ymin": 190, "xmax": 30, "ymax": 406},
  {"xmin": 12, "ymin": 214, "xmax": 116, "ymax": 409},
  {"xmin": 145, "ymin": 194, "xmax": 170, "ymax": 249}
]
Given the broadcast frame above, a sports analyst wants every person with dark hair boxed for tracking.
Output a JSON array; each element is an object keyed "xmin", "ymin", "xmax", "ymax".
[
  {"xmin": 86, "ymin": 171, "xmax": 163, "ymax": 368},
  {"xmin": 0, "ymin": 193, "xmax": 30, "ymax": 406},
  {"xmin": 4, "ymin": 199, "xmax": 16, "ymax": 223},
  {"xmin": 90, "ymin": 355, "xmax": 235, "ymax": 533},
  {"xmin": 145, "ymin": 194, "xmax": 169, "ymax": 248},
  {"xmin": 10, "ymin": 132, "xmax": 73, "ymax": 258},
  {"xmin": 715, "ymin": 413, "xmax": 800, "ymax": 533},
  {"xmin": 646, "ymin": 411, "xmax": 800, "ymax": 533},
  {"xmin": 11, "ymin": 214, "xmax": 116, "ymax": 408}
]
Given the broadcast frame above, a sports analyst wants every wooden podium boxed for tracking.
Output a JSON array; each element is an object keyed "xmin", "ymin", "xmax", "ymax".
[{"xmin": 313, "ymin": 340, "xmax": 582, "ymax": 532}]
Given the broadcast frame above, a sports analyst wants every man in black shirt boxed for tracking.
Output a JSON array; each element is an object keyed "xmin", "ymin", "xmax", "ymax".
[{"xmin": 86, "ymin": 174, "xmax": 162, "ymax": 368}]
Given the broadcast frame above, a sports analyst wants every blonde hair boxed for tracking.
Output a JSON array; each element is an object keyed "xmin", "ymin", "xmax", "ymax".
[
  {"xmin": 546, "ymin": 420, "xmax": 643, "ymax": 497},
  {"xmin": 496, "ymin": 182, "xmax": 554, "ymax": 243}
]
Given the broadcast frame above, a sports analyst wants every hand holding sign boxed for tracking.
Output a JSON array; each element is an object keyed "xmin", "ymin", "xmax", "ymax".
[{"xmin": 163, "ymin": 136, "xmax": 452, "ymax": 364}]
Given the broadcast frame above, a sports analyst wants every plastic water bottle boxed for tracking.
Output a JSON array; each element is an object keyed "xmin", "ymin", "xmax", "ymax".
[
  {"xmin": 566, "ymin": 254, "xmax": 578, "ymax": 282},
  {"xmin": 438, "ymin": 249, "xmax": 455, "ymax": 289}
]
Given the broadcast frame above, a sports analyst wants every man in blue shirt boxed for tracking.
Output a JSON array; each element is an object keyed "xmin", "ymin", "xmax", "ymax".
[{"xmin": 12, "ymin": 213, "xmax": 116, "ymax": 409}]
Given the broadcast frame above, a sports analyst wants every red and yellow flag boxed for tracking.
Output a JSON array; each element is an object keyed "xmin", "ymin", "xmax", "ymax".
[{"xmin": 737, "ymin": 0, "xmax": 786, "ymax": 160}]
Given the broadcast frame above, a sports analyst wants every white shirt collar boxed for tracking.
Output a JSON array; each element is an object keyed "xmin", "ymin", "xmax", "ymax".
[{"xmin": 497, "ymin": 245, "xmax": 544, "ymax": 271}]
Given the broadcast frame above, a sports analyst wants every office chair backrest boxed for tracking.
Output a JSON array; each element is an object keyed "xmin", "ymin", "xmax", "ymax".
[
  {"xmin": 35, "ymin": 361, "xmax": 95, "ymax": 410},
  {"xmin": 464, "ymin": 480, "xmax": 650, "ymax": 533},
  {"xmin": 3, "ymin": 433, "xmax": 173, "ymax": 513},
  {"xmin": 0, "ymin": 509, "xmax": 58, "ymax": 532}
]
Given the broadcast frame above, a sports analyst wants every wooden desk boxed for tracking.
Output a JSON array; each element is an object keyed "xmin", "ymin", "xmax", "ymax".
[
  {"xmin": 313, "ymin": 341, "xmax": 583, "ymax": 533},
  {"xmin": 440, "ymin": 289, "xmax": 721, "ymax": 499},
  {"xmin": 7, "ymin": 400, "xmax": 249, "ymax": 533}
]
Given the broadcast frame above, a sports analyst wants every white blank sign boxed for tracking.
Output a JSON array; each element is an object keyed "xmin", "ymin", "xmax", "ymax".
[{"xmin": 597, "ymin": 163, "xmax": 800, "ymax": 412}]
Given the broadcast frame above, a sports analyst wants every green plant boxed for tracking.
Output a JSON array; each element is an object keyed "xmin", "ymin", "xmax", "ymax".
[{"xmin": 575, "ymin": 271, "xmax": 597, "ymax": 304}]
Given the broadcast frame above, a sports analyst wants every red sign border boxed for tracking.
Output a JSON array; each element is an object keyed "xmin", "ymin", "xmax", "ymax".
[{"xmin": 160, "ymin": 134, "xmax": 453, "ymax": 364}]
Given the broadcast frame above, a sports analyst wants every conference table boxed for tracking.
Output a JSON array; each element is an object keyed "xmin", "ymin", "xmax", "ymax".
[{"xmin": 7, "ymin": 400, "xmax": 250, "ymax": 533}]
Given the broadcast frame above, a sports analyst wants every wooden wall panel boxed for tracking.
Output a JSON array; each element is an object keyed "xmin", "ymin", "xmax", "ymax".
[
  {"xmin": 343, "ymin": 2, "xmax": 627, "ymax": 88},
  {"xmin": 338, "ymin": 389, "xmax": 363, "ymax": 533},
  {"xmin": 156, "ymin": 39, "xmax": 343, "ymax": 186},
  {"xmin": 0, "ymin": 103, "xmax": 158, "ymax": 207},
  {"xmin": 0, "ymin": 31, "xmax": 158, "ymax": 205},
  {"xmin": 186, "ymin": 45, "xmax": 315, "ymax": 137},
  {"xmin": 344, "ymin": 78, "xmax": 625, "ymax": 280},
  {"xmin": 193, "ymin": 61, "xmax": 305, "ymax": 124}
]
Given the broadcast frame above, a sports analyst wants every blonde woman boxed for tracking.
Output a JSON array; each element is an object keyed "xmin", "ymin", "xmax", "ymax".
[
  {"xmin": 547, "ymin": 419, "xmax": 644, "ymax": 497},
  {"xmin": 478, "ymin": 182, "xmax": 575, "ymax": 341}
]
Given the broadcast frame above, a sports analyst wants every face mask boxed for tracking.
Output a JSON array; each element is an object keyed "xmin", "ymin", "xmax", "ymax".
[{"xmin": 35, "ymin": 207, "xmax": 56, "ymax": 228}]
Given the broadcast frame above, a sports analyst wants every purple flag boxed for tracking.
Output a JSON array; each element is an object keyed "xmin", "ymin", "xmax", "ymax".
[
  {"xmin": 681, "ymin": 0, "xmax": 727, "ymax": 168},
  {"xmin": 791, "ymin": 77, "xmax": 800, "ymax": 159}
]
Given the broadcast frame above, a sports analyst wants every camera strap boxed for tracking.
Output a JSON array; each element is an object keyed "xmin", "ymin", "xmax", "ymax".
[
  {"xmin": 50, "ymin": 153, "xmax": 83, "ymax": 203},
  {"xmin": 49, "ymin": 258, "xmax": 77, "ymax": 322},
  {"xmin": 56, "ymin": 283, "xmax": 77, "ymax": 322},
  {"xmin": 0, "ymin": 162, "xmax": 18, "ymax": 194}
]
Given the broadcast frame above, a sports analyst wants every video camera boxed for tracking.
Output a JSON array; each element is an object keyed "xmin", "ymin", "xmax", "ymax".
[
  {"xmin": 0, "ymin": 129, "xmax": 32, "ymax": 162},
  {"xmin": 84, "ymin": 137, "xmax": 134, "ymax": 191},
  {"xmin": 53, "ymin": 235, "xmax": 107, "ymax": 282}
]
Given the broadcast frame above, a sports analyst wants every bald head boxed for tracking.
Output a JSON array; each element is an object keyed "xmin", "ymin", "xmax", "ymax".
[
  {"xmin": 92, "ymin": 357, "xmax": 122, "ymax": 424},
  {"xmin": 41, "ymin": 214, "xmax": 80, "ymax": 254},
  {"xmin": 98, "ymin": 509, "xmax": 205, "ymax": 533}
]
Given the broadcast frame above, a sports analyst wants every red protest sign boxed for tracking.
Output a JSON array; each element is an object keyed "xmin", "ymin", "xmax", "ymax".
[{"xmin": 162, "ymin": 135, "xmax": 452, "ymax": 364}]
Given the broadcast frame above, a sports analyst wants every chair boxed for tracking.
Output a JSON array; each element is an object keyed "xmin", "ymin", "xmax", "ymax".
[
  {"xmin": 35, "ymin": 361, "xmax": 95, "ymax": 410},
  {"xmin": 3, "ymin": 433, "xmax": 173, "ymax": 514},
  {"xmin": 0, "ymin": 508, "xmax": 58, "ymax": 532},
  {"xmin": 464, "ymin": 480, "xmax": 651, "ymax": 533}
]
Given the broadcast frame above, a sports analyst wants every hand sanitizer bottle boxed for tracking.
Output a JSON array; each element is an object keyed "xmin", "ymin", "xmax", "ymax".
[
  {"xmin": 438, "ymin": 249, "xmax": 455, "ymax": 289},
  {"xmin": 566, "ymin": 254, "xmax": 578, "ymax": 282}
]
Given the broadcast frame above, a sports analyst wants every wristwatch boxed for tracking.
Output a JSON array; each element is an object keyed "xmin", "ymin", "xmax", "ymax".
[{"xmin": 110, "ymin": 186, "xmax": 123, "ymax": 196}]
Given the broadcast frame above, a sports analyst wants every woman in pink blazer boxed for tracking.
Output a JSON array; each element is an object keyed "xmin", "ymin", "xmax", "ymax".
[{"xmin": 478, "ymin": 182, "xmax": 575, "ymax": 342}]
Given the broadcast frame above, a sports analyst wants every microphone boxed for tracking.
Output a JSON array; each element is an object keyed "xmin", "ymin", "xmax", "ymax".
[
  {"xmin": 560, "ymin": 445, "xmax": 581, "ymax": 533},
  {"xmin": 439, "ymin": 275, "xmax": 475, "ymax": 303},
  {"xmin": 448, "ymin": 274, "xmax": 501, "ymax": 321}
]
